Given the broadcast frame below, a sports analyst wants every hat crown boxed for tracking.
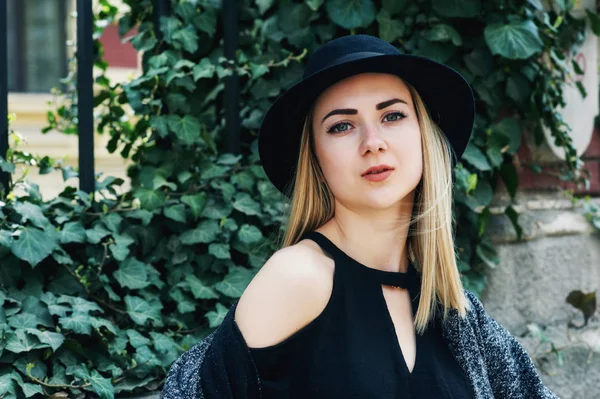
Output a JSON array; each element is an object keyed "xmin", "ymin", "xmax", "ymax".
[{"xmin": 303, "ymin": 34, "xmax": 400, "ymax": 78}]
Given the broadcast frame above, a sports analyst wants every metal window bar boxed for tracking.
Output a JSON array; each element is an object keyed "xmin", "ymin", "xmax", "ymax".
[
  {"xmin": 77, "ymin": 0, "xmax": 95, "ymax": 194},
  {"xmin": 153, "ymin": 0, "xmax": 169, "ymax": 41},
  {"xmin": 1, "ymin": 0, "xmax": 9, "ymax": 193},
  {"xmin": 223, "ymin": 0, "xmax": 240, "ymax": 155}
]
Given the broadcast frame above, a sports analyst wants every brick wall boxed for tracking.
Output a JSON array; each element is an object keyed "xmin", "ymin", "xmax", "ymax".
[
  {"xmin": 515, "ymin": 127, "xmax": 600, "ymax": 196},
  {"xmin": 98, "ymin": 23, "xmax": 138, "ymax": 69}
]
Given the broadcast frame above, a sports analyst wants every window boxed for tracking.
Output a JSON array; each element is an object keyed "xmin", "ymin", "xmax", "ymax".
[{"xmin": 7, "ymin": 0, "xmax": 70, "ymax": 93}]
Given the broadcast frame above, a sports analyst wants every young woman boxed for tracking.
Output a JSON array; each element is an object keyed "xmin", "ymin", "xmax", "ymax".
[{"xmin": 162, "ymin": 34, "xmax": 559, "ymax": 399}]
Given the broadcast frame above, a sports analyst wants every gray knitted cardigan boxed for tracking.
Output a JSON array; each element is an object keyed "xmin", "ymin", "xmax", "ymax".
[{"xmin": 161, "ymin": 289, "xmax": 560, "ymax": 399}]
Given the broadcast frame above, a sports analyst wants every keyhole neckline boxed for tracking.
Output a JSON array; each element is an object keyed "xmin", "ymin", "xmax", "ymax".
[{"xmin": 301, "ymin": 231, "xmax": 420, "ymax": 289}]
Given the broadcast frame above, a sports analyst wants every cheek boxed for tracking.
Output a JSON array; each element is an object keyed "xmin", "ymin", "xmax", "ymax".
[{"xmin": 318, "ymin": 148, "xmax": 347, "ymax": 181}]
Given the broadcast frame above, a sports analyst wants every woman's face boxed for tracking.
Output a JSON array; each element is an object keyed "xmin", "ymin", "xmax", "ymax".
[{"xmin": 312, "ymin": 73, "xmax": 423, "ymax": 210}]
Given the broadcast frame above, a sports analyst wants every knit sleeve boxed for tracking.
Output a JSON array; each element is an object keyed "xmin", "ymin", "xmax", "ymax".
[
  {"xmin": 464, "ymin": 291, "xmax": 560, "ymax": 399},
  {"xmin": 161, "ymin": 301, "xmax": 262, "ymax": 399}
]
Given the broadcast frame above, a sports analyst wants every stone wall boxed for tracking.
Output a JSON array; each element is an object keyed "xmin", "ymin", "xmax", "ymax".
[{"xmin": 484, "ymin": 190, "xmax": 600, "ymax": 398}]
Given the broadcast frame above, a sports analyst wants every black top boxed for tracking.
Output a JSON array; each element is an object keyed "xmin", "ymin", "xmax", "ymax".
[{"xmin": 245, "ymin": 231, "xmax": 474, "ymax": 398}]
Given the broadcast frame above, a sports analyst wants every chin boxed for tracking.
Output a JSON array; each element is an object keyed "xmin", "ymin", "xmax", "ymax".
[{"xmin": 363, "ymin": 190, "xmax": 407, "ymax": 208}]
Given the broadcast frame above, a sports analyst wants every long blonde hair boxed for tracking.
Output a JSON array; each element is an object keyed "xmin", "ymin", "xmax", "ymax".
[{"xmin": 269, "ymin": 78, "xmax": 469, "ymax": 334}]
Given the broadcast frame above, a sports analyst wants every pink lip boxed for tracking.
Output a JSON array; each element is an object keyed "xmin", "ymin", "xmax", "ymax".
[
  {"xmin": 361, "ymin": 164, "xmax": 395, "ymax": 177},
  {"xmin": 362, "ymin": 169, "xmax": 393, "ymax": 182}
]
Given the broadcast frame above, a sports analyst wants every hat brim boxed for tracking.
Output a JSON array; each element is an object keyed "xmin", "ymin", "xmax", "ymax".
[{"xmin": 258, "ymin": 53, "xmax": 475, "ymax": 197}]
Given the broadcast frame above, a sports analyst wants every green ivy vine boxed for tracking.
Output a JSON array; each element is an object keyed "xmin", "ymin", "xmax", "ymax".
[{"xmin": 0, "ymin": 0, "xmax": 598, "ymax": 397}]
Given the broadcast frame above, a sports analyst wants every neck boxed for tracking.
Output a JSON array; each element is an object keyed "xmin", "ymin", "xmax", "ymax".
[{"xmin": 317, "ymin": 203, "xmax": 413, "ymax": 273}]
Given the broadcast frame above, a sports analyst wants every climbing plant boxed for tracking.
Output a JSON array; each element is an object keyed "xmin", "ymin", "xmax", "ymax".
[{"xmin": 0, "ymin": 0, "xmax": 598, "ymax": 397}]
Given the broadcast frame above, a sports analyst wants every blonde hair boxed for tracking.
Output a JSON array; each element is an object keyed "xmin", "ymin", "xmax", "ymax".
[{"xmin": 268, "ymin": 79, "xmax": 469, "ymax": 334}]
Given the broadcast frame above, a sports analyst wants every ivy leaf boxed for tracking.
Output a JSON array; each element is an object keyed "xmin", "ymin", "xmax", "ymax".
[
  {"xmin": 377, "ymin": 9, "xmax": 405, "ymax": 43},
  {"xmin": 486, "ymin": 131, "xmax": 510, "ymax": 168},
  {"xmin": 114, "ymin": 257, "xmax": 150, "ymax": 290},
  {"xmin": 465, "ymin": 179, "xmax": 494, "ymax": 212},
  {"xmin": 416, "ymin": 40, "xmax": 455, "ymax": 64},
  {"xmin": 7, "ymin": 313, "xmax": 39, "ymax": 329},
  {"xmin": 150, "ymin": 114, "xmax": 174, "ymax": 138},
  {"xmin": 24, "ymin": 328, "xmax": 64, "ymax": 352},
  {"xmin": 201, "ymin": 165, "xmax": 230, "ymax": 179},
  {"xmin": 232, "ymin": 193, "xmax": 261, "ymax": 216},
  {"xmin": 59, "ymin": 312, "xmax": 94, "ymax": 335},
  {"xmin": 180, "ymin": 220, "xmax": 220, "ymax": 244},
  {"xmin": 214, "ymin": 266, "xmax": 254, "ymax": 298},
  {"xmin": 57, "ymin": 295, "xmax": 103, "ymax": 314},
  {"xmin": 464, "ymin": 48, "xmax": 494, "ymax": 78},
  {"xmin": 113, "ymin": 376, "xmax": 157, "ymax": 394},
  {"xmin": 0, "ymin": 158, "xmax": 15, "ymax": 173},
  {"xmin": 500, "ymin": 162, "xmax": 519, "ymax": 200},
  {"xmin": 126, "ymin": 329, "xmax": 150, "ymax": 348},
  {"xmin": 325, "ymin": 0, "xmax": 376, "ymax": 29},
  {"xmin": 150, "ymin": 331, "xmax": 180, "ymax": 354},
  {"xmin": 10, "ymin": 226, "xmax": 58, "ymax": 267},
  {"xmin": 87, "ymin": 369, "xmax": 115, "ymax": 399},
  {"xmin": 504, "ymin": 204, "xmax": 522, "ymax": 239},
  {"xmin": 209, "ymin": 243, "xmax": 230, "ymax": 260},
  {"xmin": 506, "ymin": 73, "xmax": 531, "ymax": 105},
  {"xmin": 167, "ymin": 115, "xmax": 203, "ymax": 146},
  {"xmin": 256, "ymin": 0, "xmax": 275, "ymax": 14},
  {"xmin": 586, "ymin": 9, "xmax": 600, "ymax": 36},
  {"xmin": 147, "ymin": 264, "xmax": 165, "ymax": 290},
  {"xmin": 566, "ymin": 290, "xmax": 597, "ymax": 326},
  {"xmin": 432, "ymin": 0, "xmax": 481, "ymax": 18},
  {"xmin": 13, "ymin": 202, "xmax": 50, "ymax": 229},
  {"xmin": 231, "ymin": 171, "xmax": 255, "ymax": 191},
  {"xmin": 0, "ymin": 372, "xmax": 18, "ymax": 398},
  {"xmin": 109, "ymin": 241, "xmax": 130, "ymax": 261},
  {"xmin": 185, "ymin": 275, "xmax": 219, "ymax": 299},
  {"xmin": 101, "ymin": 213, "xmax": 123, "ymax": 233},
  {"xmin": 424, "ymin": 24, "xmax": 462, "ymax": 46},
  {"xmin": 305, "ymin": 0, "xmax": 324, "ymax": 11},
  {"xmin": 237, "ymin": 224, "xmax": 264, "ymax": 245},
  {"xmin": 173, "ymin": 24, "xmax": 198, "ymax": 53},
  {"xmin": 86, "ymin": 224, "xmax": 112, "ymax": 244},
  {"xmin": 490, "ymin": 117, "xmax": 522, "ymax": 155},
  {"xmin": 193, "ymin": 59, "xmax": 216, "ymax": 81},
  {"xmin": 125, "ymin": 295, "xmax": 161, "ymax": 326},
  {"xmin": 160, "ymin": 16, "xmax": 179, "ymax": 43},
  {"xmin": 5, "ymin": 329, "xmax": 49, "ymax": 353},
  {"xmin": 484, "ymin": 20, "xmax": 543, "ymax": 60},
  {"xmin": 134, "ymin": 187, "xmax": 166, "ymax": 210},
  {"xmin": 21, "ymin": 383, "xmax": 44, "ymax": 398},
  {"xmin": 170, "ymin": 289, "xmax": 196, "ymax": 313},
  {"xmin": 59, "ymin": 222, "xmax": 87, "ymax": 244},
  {"xmin": 193, "ymin": 7, "xmax": 218, "ymax": 36},
  {"xmin": 475, "ymin": 239, "xmax": 499, "ymax": 268},
  {"xmin": 181, "ymin": 193, "xmax": 207, "ymax": 220},
  {"xmin": 382, "ymin": 0, "xmax": 408, "ymax": 14},
  {"xmin": 164, "ymin": 204, "xmax": 187, "ymax": 223},
  {"xmin": 128, "ymin": 209, "xmax": 154, "ymax": 226},
  {"xmin": 205, "ymin": 302, "xmax": 228, "ymax": 328},
  {"xmin": 90, "ymin": 317, "xmax": 118, "ymax": 335},
  {"xmin": 462, "ymin": 144, "xmax": 492, "ymax": 171},
  {"xmin": 0, "ymin": 230, "xmax": 12, "ymax": 246}
]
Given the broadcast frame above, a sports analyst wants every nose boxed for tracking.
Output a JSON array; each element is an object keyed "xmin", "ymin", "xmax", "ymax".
[{"xmin": 360, "ymin": 126, "xmax": 388, "ymax": 155}]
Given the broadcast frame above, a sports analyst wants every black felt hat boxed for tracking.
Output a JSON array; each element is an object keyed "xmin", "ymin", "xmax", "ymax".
[{"xmin": 258, "ymin": 34, "xmax": 475, "ymax": 197}]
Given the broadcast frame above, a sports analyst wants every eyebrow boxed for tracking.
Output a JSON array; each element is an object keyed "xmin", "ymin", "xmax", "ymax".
[{"xmin": 320, "ymin": 98, "xmax": 408, "ymax": 125}]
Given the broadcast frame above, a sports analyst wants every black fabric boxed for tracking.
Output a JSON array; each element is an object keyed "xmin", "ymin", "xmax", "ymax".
[
  {"xmin": 161, "ymin": 230, "xmax": 559, "ymax": 399},
  {"xmin": 245, "ymin": 231, "xmax": 474, "ymax": 398}
]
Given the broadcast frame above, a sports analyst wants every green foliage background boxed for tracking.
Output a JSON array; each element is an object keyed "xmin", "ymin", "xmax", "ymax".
[{"xmin": 0, "ymin": 0, "xmax": 598, "ymax": 397}]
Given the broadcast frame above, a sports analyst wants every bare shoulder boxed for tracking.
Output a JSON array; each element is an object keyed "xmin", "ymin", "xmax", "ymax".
[{"xmin": 234, "ymin": 238, "xmax": 334, "ymax": 349}]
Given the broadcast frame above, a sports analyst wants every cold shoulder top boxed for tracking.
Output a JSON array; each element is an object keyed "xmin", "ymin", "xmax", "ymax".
[{"xmin": 244, "ymin": 231, "xmax": 474, "ymax": 398}]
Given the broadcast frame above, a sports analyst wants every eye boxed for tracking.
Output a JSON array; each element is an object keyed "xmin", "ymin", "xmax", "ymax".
[
  {"xmin": 383, "ymin": 111, "xmax": 408, "ymax": 122},
  {"xmin": 327, "ymin": 122, "xmax": 352, "ymax": 134}
]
